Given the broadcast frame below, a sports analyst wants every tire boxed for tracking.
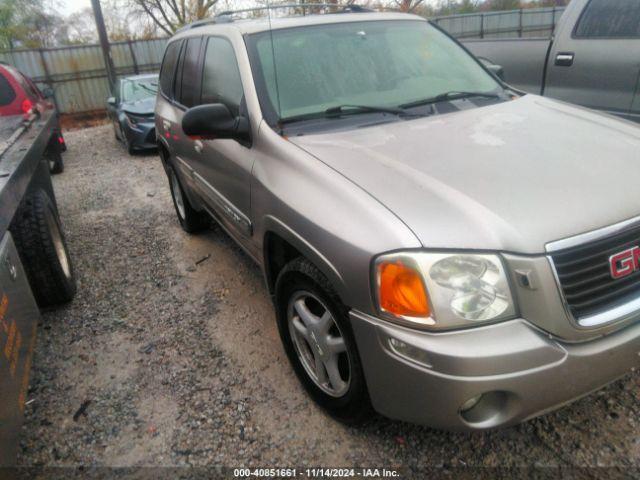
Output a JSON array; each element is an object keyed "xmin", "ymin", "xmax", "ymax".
[
  {"xmin": 46, "ymin": 140, "xmax": 64, "ymax": 174},
  {"xmin": 117, "ymin": 123, "xmax": 135, "ymax": 155},
  {"xmin": 167, "ymin": 165, "xmax": 208, "ymax": 233},
  {"xmin": 10, "ymin": 190, "xmax": 76, "ymax": 307},
  {"xmin": 275, "ymin": 258, "xmax": 372, "ymax": 424}
]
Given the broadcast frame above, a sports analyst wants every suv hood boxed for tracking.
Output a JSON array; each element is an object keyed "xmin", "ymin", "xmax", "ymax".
[{"xmin": 290, "ymin": 95, "xmax": 640, "ymax": 254}]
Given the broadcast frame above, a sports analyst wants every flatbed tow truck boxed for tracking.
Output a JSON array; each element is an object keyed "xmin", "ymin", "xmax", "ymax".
[{"xmin": 0, "ymin": 106, "xmax": 76, "ymax": 466}]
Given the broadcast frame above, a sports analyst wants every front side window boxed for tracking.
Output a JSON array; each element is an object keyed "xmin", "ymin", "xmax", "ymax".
[
  {"xmin": 160, "ymin": 40, "xmax": 181, "ymax": 97},
  {"xmin": 575, "ymin": 0, "xmax": 640, "ymax": 38},
  {"xmin": 247, "ymin": 20, "xmax": 500, "ymax": 122},
  {"xmin": 201, "ymin": 37, "xmax": 244, "ymax": 116},
  {"xmin": 121, "ymin": 76, "xmax": 158, "ymax": 102}
]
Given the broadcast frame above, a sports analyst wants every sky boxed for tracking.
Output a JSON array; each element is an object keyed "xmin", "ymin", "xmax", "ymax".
[
  {"xmin": 59, "ymin": 0, "xmax": 93, "ymax": 15},
  {"xmin": 58, "ymin": 0, "xmax": 448, "ymax": 16}
]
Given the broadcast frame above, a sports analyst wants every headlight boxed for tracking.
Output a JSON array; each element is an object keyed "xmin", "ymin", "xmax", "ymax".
[
  {"xmin": 374, "ymin": 252, "xmax": 516, "ymax": 330},
  {"xmin": 125, "ymin": 113, "xmax": 152, "ymax": 127}
]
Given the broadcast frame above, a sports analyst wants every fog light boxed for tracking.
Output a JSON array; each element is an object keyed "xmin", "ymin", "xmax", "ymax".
[
  {"xmin": 388, "ymin": 338, "xmax": 431, "ymax": 367},
  {"xmin": 460, "ymin": 394, "xmax": 483, "ymax": 413}
]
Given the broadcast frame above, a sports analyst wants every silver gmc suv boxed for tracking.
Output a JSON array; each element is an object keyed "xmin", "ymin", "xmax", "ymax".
[{"xmin": 155, "ymin": 8, "xmax": 640, "ymax": 430}]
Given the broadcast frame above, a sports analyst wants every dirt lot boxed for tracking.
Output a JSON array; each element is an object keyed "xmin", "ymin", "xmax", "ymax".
[{"xmin": 15, "ymin": 125, "xmax": 640, "ymax": 475}]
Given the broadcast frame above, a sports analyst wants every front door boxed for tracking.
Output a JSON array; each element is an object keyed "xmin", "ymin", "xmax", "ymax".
[{"xmin": 189, "ymin": 36, "xmax": 253, "ymax": 239}]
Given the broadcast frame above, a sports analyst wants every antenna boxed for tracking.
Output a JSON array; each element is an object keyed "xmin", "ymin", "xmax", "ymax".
[{"xmin": 266, "ymin": 0, "xmax": 283, "ymax": 128}]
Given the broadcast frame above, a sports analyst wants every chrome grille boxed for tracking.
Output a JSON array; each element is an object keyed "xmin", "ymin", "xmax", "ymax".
[{"xmin": 550, "ymin": 225, "xmax": 640, "ymax": 320}]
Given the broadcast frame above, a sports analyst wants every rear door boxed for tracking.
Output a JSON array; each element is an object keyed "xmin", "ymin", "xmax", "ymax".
[
  {"xmin": 545, "ymin": 0, "xmax": 640, "ymax": 120},
  {"xmin": 156, "ymin": 39, "xmax": 186, "ymax": 175},
  {"xmin": 172, "ymin": 36, "xmax": 204, "ymax": 178}
]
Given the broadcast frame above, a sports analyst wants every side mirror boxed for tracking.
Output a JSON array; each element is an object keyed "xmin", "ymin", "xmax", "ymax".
[
  {"xmin": 487, "ymin": 64, "xmax": 505, "ymax": 81},
  {"xmin": 478, "ymin": 57, "xmax": 505, "ymax": 81},
  {"xmin": 42, "ymin": 87, "xmax": 54, "ymax": 99},
  {"xmin": 182, "ymin": 103, "xmax": 249, "ymax": 141},
  {"xmin": 107, "ymin": 96, "xmax": 116, "ymax": 106}
]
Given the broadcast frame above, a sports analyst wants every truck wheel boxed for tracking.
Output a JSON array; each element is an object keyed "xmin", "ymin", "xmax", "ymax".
[
  {"xmin": 10, "ymin": 190, "xmax": 76, "ymax": 307},
  {"xmin": 275, "ymin": 258, "xmax": 372, "ymax": 424},
  {"xmin": 167, "ymin": 165, "xmax": 208, "ymax": 233},
  {"xmin": 46, "ymin": 141, "xmax": 64, "ymax": 174}
]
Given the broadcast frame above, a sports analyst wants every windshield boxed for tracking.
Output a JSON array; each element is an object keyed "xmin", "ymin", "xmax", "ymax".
[
  {"xmin": 246, "ymin": 20, "xmax": 501, "ymax": 124},
  {"xmin": 121, "ymin": 77, "xmax": 158, "ymax": 102}
]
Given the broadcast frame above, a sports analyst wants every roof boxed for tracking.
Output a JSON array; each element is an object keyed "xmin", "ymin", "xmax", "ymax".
[{"xmin": 171, "ymin": 11, "xmax": 425, "ymax": 39}]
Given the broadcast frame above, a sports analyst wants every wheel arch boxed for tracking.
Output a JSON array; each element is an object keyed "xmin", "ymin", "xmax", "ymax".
[{"xmin": 262, "ymin": 216, "xmax": 347, "ymax": 306}]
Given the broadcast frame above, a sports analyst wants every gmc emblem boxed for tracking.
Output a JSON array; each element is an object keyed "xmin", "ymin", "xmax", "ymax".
[{"xmin": 610, "ymin": 247, "xmax": 640, "ymax": 279}]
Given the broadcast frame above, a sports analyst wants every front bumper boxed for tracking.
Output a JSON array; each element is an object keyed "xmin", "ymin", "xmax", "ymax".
[
  {"xmin": 123, "ymin": 121, "xmax": 156, "ymax": 150},
  {"xmin": 350, "ymin": 311, "xmax": 640, "ymax": 430}
]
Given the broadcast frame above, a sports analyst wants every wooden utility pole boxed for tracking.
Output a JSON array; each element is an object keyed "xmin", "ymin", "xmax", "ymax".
[{"xmin": 91, "ymin": 0, "xmax": 117, "ymax": 90}]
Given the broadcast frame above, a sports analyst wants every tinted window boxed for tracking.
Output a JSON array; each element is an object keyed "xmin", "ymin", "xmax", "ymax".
[
  {"xmin": 174, "ymin": 42, "xmax": 186, "ymax": 102},
  {"xmin": 160, "ymin": 41, "xmax": 181, "ymax": 97},
  {"xmin": 0, "ymin": 73, "xmax": 16, "ymax": 106},
  {"xmin": 201, "ymin": 37, "xmax": 243, "ymax": 116},
  {"xmin": 575, "ymin": 0, "xmax": 640, "ymax": 38},
  {"xmin": 179, "ymin": 37, "xmax": 202, "ymax": 107}
]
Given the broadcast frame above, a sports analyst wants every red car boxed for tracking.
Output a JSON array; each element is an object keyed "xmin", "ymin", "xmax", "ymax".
[{"xmin": 0, "ymin": 62, "xmax": 66, "ymax": 173}]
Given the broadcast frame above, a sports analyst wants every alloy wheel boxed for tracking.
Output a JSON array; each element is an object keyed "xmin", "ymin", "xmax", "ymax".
[{"xmin": 287, "ymin": 291, "xmax": 351, "ymax": 397}]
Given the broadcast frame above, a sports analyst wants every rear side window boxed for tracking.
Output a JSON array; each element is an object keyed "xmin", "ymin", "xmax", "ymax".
[
  {"xmin": 0, "ymin": 72, "xmax": 16, "ymax": 106},
  {"xmin": 178, "ymin": 37, "xmax": 202, "ymax": 108},
  {"xmin": 201, "ymin": 37, "xmax": 243, "ymax": 116},
  {"xmin": 160, "ymin": 41, "xmax": 182, "ymax": 97},
  {"xmin": 21, "ymin": 74, "xmax": 42, "ymax": 99},
  {"xmin": 575, "ymin": 0, "xmax": 640, "ymax": 38}
]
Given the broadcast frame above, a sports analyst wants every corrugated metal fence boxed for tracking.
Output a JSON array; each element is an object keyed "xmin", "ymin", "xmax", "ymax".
[
  {"xmin": 0, "ymin": 39, "xmax": 166, "ymax": 114},
  {"xmin": 433, "ymin": 6, "xmax": 565, "ymax": 39},
  {"xmin": 0, "ymin": 7, "xmax": 565, "ymax": 114}
]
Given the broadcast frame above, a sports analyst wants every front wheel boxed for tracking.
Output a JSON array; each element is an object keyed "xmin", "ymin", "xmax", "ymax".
[{"xmin": 275, "ymin": 258, "xmax": 372, "ymax": 424}]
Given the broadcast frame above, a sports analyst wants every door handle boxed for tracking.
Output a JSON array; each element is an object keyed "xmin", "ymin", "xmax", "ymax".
[
  {"xmin": 555, "ymin": 52, "xmax": 574, "ymax": 67},
  {"xmin": 194, "ymin": 140, "xmax": 203, "ymax": 154}
]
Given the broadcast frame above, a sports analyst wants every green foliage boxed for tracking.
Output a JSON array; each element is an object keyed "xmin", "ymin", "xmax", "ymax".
[{"xmin": 0, "ymin": 0, "xmax": 64, "ymax": 49}]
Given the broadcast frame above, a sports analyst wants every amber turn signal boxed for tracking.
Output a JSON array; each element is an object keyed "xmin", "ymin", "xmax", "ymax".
[{"xmin": 378, "ymin": 260, "xmax": 430, "ymax": 318}]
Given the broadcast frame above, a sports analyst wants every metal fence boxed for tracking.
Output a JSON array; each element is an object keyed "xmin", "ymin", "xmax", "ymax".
[
  {"xmin": 0, "ymin": 39, "xmax": 166, "ymax": 114},
  {"xmin": 0, "ymin": 6, "xmax": 565, "ymax": 115},
  {"xmin": 433, "ymin": 6, "xmax": 565, "ymax": 39}
]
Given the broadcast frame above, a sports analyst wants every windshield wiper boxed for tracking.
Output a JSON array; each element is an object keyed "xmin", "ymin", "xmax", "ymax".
[
  {"xmin": 280, "ymin": 104, "xmax": 418, "ymax": 125},
  {"xmin": 325, "ymin": 104, "xmax": 407, "ymax": 116},
  {"xmin": 139, "ymin": 84, "xmax": 158, "ymax": 95},
  {"xmin": 401, "ymin": 91, "xmax": 503, "ymax": 109}
]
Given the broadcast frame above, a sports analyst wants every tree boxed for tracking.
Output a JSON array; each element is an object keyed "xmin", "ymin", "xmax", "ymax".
[
  {"xmin": 394, "ymin": 0, "xmax": 426, "ymax": 13},
  {"xmin": 484, "ymin": 0, "xmax": 521, "ymax": 10},
  {"xmin": 0, "ymin": 0, "xmax": 64, "ymax": 49},
  {"xmin": 127, "ymin": 0, "xmax": 221, "ymax": 35}
]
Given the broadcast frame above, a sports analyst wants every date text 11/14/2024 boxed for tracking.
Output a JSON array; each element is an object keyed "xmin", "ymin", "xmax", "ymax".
[{"xmin": 233, "ymin": 468, "xmax": 401, "ymax": 478}]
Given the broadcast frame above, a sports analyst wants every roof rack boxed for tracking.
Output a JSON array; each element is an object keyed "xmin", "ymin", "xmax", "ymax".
[{"xmin": 176, "ymin": 4, "xmax": 374, "ymax": 33}]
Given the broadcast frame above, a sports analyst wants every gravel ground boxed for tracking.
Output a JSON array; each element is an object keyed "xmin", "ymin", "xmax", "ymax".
[{"xmin": 15, "ymin": 124, "xmax": 640, "ymax": 476}]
